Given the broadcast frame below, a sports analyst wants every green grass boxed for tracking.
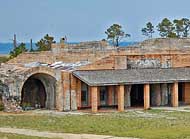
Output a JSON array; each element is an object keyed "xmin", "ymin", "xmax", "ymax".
[
  {"xmin": 0, "ymin": 132, "xmax": 50, "ymax": 139},
  {"xmin": 1, "ymin": 110, "xmax": 190, "ymax": 139}
]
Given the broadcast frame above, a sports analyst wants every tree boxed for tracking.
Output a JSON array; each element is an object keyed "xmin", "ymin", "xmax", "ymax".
[
  {"xmin": 9, "ymin": 43, "xmax": 27, "ymax": 58},
  {"xmin": 173, "ymin": 19, "xmax": 184, "ymax": 38},
  {"xmin": 157, "ymin": 18, "xmax": 177, "ymax": 38},
  {"xmin": 105, "ymin": 24, "xmax": 130, "ymax": 47},
  {"xmin": 141, "ymin": 22, "xmax": 155, "ymax": 38},
  {"xmin": 36, "ymin": 34, "xmax": 55, "ymax": 51},
  {"xmin": 172, "ymin": 18, "xmax": 190, "ymax": 38},
  {"xmin": 181, "ymin": 18, "xmax": 190, "ymax": 37}
]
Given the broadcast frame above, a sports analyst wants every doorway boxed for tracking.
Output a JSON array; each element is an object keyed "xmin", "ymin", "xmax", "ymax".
[
  {"xmin": 178, "ymin": 82, "xmax": 185, "ymax": 105},
  {"xmin": 130, "ymin": 84, "xmax": 144, "ymax": 107}
]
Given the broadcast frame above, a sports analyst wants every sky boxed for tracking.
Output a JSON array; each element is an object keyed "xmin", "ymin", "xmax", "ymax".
[{"xmin": 0, "ymin": 0, "xmax": 190, "ymax": 43}]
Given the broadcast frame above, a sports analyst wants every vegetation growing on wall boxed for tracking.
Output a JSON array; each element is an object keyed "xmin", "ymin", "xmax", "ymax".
[
  {"xmin": 9, "ymin": 43, "xmax": 27, "ymax": 59},
  {"xmin": 36, "ymin": 34, "xmax": 56, "ymax": 51},
  {"xmin": 5, "ymin": 34, "xmax": 56, "ymax": 59}
]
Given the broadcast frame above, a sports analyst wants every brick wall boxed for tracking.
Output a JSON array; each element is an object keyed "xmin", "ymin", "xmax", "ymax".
[{"xmin": 7, "ymin": 51, "xmax": 55, "ymax": 64}]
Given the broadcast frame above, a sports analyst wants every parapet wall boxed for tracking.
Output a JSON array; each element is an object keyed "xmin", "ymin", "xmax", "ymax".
[
  {"xmin": 7, "ymin": 41, "xmax": 114, "ymax": 64},
  {"xmin": 7, "ymin": 38, "xmax": 190, "ymax": 69},
  {"xmin": 52, "ymin": 40, "xmax": 110, "ymax": 50},
  {"xmin": 7, "ymin": 51, "xmax": 55, "ymax": 64},
  {"xmin": 136, "ymin": 38, "xmax": 190, "ymax": 49}
]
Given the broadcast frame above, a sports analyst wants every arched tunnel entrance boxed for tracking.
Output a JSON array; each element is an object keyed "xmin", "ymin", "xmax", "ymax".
[{"xmin": 21, "ymin": 73, "xmax": 56, "ymax": 109}]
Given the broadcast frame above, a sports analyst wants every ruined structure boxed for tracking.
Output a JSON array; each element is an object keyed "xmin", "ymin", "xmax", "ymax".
[{"xmin": 1, "ymin": 38, "xmax": 190, "ymax": 112}]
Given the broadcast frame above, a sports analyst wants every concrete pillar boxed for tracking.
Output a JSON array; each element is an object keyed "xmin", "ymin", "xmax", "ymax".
[
  {"xmin": 97, "ymin": 87, "xmax": 100, "ymax": 106},
  {"xmin": 88, "ymin": 87, "xmax": 91, "ymax": 107},
  {"xmin": 124, "ymin": 85, "xmax": 132, "ymax": 108},
  {"xmin": 108, "ymin": 86, "xmax": 113, "ymax": 105},
  {"xmin": 91, "ymin": 86, "xmax": 98, "ymax": 113},
  {"xmin": 150, "ymin": 84, "xmax": 161, "ymax": 106},
  {"xmin": 63, "ymin": 72, "xmax": 71, "ymax": 111},
  {"xmin": 117, "ymin": 85, "xmax": 124, "ymax": 112},
  {"xmin": 172, "ymin": 82, "xmax": 178, "ymax": 107},
  {"xmin": 76, "ymin": 79, "xmax": 81, "ymax": 109},
  {"xmin": 144, "ymin": 84, "xmax": 150, "ymax": 110},
  {"xmin": 56, "ymin": 80, "xmax": 64, "ymax": 111},
  {"xmin": 161, "ymin": 83, "xmax": 168, "ymax": 106},
  {"xmin": 70, "ymin": 75, "xmax": 77, "ymax": 110}
]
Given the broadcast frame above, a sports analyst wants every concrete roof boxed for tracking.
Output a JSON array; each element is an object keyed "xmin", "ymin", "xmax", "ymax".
[{"xmin": 73, "ymin": 68, "xmax": 190, "ymax": 86}]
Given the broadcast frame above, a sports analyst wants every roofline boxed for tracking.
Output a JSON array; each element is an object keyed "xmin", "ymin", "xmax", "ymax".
[
  {"xmin": 72, "ymin": 72, "xmax": 92, "ymax": 86},
  {"xmin": 73, "ymin": 70, "xmax": 190, "ymax": 86},
  {"xmin": 73, "ymin": 67, "xmax": 190, "ymax": 73}
]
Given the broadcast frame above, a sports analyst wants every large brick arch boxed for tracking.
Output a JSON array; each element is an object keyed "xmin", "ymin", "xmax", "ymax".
[
  {"xmin": 23, "ymin": 67, "xmax": 57, "ymax": 81},
  {"xmin": 20, "ymin": 66, "xmax": 63, "ymax": 110}
]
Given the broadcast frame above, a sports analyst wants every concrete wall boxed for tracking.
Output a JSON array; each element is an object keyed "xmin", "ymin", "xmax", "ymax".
[
  {"xmin": 150, "ymin": 83, "xmax": 171, "ymax": 106},
  {"xmin": 124, "ymin": 85, "xmax": 132, "ymax": 107},
  {"xmin": 150, "ymin": 84, "xmax": 161, "ymax": 106}
]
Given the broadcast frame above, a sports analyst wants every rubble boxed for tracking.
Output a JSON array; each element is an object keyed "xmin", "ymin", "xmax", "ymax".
[
  {"xmin": 2, "ymin": 96, "xmax": 23, "ymax": 113},
  {"xmin": 24, "ymin": 62, "xmax": 41, "ymax": 68},
  {"xmin": 23, "ymin": 60, "xmax": 91, "ymax": 71},
  {"xmin": 49, "ymin": 61, "xmax": 91, "ymax": 71}
]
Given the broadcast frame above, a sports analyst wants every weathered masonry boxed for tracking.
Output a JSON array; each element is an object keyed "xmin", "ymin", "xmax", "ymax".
[{"xmin": 1, "ymin": 38, "xmax": 190, "ymax": 112}]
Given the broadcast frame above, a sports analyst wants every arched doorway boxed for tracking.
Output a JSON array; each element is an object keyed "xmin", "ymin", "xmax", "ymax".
[
  {"xmin": 21, "ymin": 78, "xmax": 46, "ymax": 108},
  {"xmin": 21, "ymin": 73, "xmax": 56, "ymax": 109}
]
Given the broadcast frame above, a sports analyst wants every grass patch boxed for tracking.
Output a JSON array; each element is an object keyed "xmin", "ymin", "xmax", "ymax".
[
  {"xmin": 0, "ymin": 110, "xmax": 190, "ymax": 139},
  {"xmin": 0, "ymin": 56, "xmax": 9, "ymax": 63}
]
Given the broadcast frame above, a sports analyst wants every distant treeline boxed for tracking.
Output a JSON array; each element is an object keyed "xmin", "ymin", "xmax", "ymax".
[
  {"xmin": 9, "ymin": 18, "xmax": 190, "ymax": 58},
  {"xmin": 142, "ymin": 18, "xmax": 190, "ymax": 39}
]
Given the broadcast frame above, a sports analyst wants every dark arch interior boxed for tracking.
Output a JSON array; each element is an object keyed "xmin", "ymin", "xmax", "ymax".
[{"xmin": 21, "ymin": 78, "xmax": 46, "ymax": 108}]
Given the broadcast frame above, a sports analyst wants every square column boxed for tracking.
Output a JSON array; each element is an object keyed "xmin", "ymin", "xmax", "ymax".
[
  {"xmin": 63, "ymin": 72, "xmax": 71, "ymax": 111},
  {"xmin": 71, "ymin": 75, "xmax": 77, "ymax": 110},
  {"xmin": 88, "ymin": 87, "xmax": 91, "ymax": 107},
  {"xmin": 184, "ymin": 83, "xmax": 190, "ymax": 104},
  {"xmin": 76, "ymin": 80, "xmax": 81, "ymax": 109},
  {"xmin": 117, "ymin": 85, "xmax": 124, "ymax": 112},
  {"xmin": 172, "ymin": 82, "xmax": 178, "ymax": 107},
  {"xmin": 91, "ymin": 86, "xmax": 98, "ymax": 113},
  {"xmin": 144, "ymin": 84, "xmax": 150, "ymax": 110},
  {"xmin": 97, "ymin": 87, "xmax": 100, "ymax": 106},
  {"xmin": 56, "ymin": 80, "xmax": 64, "ymax": 111}
]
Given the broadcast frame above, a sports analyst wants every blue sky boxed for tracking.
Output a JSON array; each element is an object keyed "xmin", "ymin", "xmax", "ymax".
[{"xmin": 0, "ymin": 0, "xmax": 190, "ymax": 42}]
